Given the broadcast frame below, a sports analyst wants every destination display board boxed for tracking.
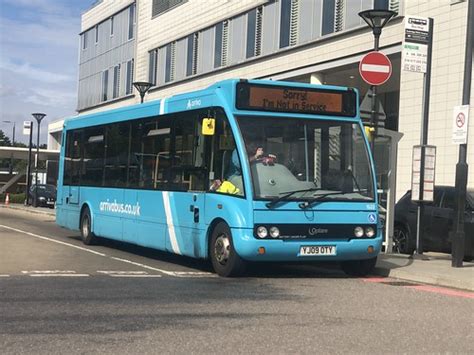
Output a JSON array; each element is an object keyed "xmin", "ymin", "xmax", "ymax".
[{"xmin": 236, "ymin": 83, "xmax": 356, "ymax": 117}]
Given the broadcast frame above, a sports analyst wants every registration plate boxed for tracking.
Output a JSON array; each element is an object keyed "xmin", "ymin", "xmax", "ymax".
[{"xmin": 300, "ymin": 245, "xmax": 336, "ymax": 256}]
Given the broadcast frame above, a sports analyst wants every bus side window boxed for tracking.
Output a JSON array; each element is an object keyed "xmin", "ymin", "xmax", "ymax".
[
  {"xmin": 82, "ymin": 127, "xmax": 105, "ymax": 187},
  {"xmin": 65, "ymin": 130, "xmax": 83, "ymax": 186},
  {"xmin": 64, "ymin": 131, "xmax": 74, "ymax": 186},
  {"xmin": 173, "ymin": 112, "xmax": 207, "ymax": 192},
  {"xmin": 104, "ymin": 123, "xmax": 129, "ymax": 187},
  {"xmin": 206, "ymin": 109, "xmax": 244, "ymax": 196},
  {"xmin": 131, "ymin": 116, "xmax": 173, "ymax": 190}
]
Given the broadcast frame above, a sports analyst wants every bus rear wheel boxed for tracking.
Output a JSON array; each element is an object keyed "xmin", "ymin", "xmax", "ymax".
[
  {"xmin": 80, "ymin": 207, "xmax": 98, "ymax": 245},
  {"xmin": 210, "ymin": 222, "xmax": 246, "ymax": 277},
  {"xmin": 341, "ymin": 257, "xmax": 377, "ymax": 277}
]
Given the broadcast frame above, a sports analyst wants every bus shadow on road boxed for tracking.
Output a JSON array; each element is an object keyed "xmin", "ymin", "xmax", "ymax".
[{"xmin": 67, "ymin": 235, "xmax": 353, "ymax": 279}]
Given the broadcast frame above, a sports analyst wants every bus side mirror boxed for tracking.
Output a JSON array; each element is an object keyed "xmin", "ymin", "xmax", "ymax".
[{"xmin": 202, "ymin": 118, "xmax": 215, "ymax": 135}]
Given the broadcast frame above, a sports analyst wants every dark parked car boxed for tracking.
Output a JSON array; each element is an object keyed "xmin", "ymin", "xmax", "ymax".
[
  {"xmin": 394, "ymin": 186, "xmax": 474, "ymax": 260},
  {"xmin": 29, "ymin": 184, "xmax": 56, "ymax": 208}
]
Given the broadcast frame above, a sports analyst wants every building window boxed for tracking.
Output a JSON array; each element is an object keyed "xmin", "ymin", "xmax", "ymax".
[
  {"xmin": 186, "ymin": 33, "xmax": 198, "ymax": 76},
  {"xmin": 110, "ymin": 16, "xmax": 114, "ymax": 36},
  {"xmin": 280, "ymin": 0, "xmax": 292, "ymax": 48},
  {"xmin": 322, "ymin": 0, "xmax": 335, "ymax": 36},
  {"xmin": 214, "ymin": 22, "xmax": 223, "ymax": 68},
  {"xmin": 82, "ymin": 32, "xmax": 88, "ymax": 50},
  {"xmin": 334, "ymin": 0, "xmax": 344, "ymax": 32},
  {"xmin": 102, "ymin": 70, "xmax": 109, "ymax": 101},
  {"xmin": 149, "ymin": 49, "xmax": 158, "ymax": 85},
  {"xmin": 152, "ymin": 0, "xmax": 188, "ymax": 17},
  {"xmin": 165, "ymin": 42, "xmax": 175, "ymax": 83},
  {"xmin": 128, "ymin": 3, "xmax": 136, "ymax": 40},
  {"xmin": 374, "ymin": 0, "xmax": 390, "ymax": 9},
  {"xmin": 113, "ymin": 64, "xmax": 120, "ymax": 99},
  {"xmin": 126, "ymin": 59, "xmax": 134, "ymax": 95},
  {"xmin": 95, "ymin": 25, "xmax": 99, "ymax": 44}
]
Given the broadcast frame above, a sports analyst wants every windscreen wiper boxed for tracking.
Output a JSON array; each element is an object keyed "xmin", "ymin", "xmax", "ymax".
[
  {"xmin": 298, "ymin": 191, "xmax": 349, "ymax": 209},
  {"xmin": 266, "ymin": 188, "xmax": 323, "ymax": 209}
]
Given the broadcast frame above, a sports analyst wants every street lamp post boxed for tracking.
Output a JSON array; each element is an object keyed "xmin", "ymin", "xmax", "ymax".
[
  {"xmin": 133, "ymin": 82, "xmax": 152, "ymax": 103},
  {"xmin": 32, "ymin": 113, "xmax": 46, "ymax": 207},
  {"xmin": 2, "ymin": 120, "xmax": 16, "ymax": 175},
  {"xmin": 358, "ymin": 9, "xmax": 397, "ymax": 152}
]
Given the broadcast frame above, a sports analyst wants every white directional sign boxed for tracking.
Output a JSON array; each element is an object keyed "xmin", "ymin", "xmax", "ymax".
[
  {"xmin": 452, "ymin": 105, "xmax": 470, "ymax": 145},
  {"xmin": 23, "ymin": 121, "xmax": 32, "ymax": 135},
  {"xmin": 402, "ymin": 16, "xmax": 430, "ymax": 73}
]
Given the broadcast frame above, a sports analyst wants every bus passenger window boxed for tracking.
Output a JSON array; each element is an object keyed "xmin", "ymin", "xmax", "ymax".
[
  {"xmin": 206, "ymin": 111, "xmax": 244, "ymax": 196},
  {"xmin": 82, "ymin": 127, "xmax": 105, "ymax": 187},
  {"xmin": 104, "ymin": 123, "xmax": 129, "ymax": 187}
]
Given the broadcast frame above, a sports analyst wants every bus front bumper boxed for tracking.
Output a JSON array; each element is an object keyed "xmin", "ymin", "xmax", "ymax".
[{"xmin": 231, "ymin": 228, "xmax": 382, "ymax": 262}]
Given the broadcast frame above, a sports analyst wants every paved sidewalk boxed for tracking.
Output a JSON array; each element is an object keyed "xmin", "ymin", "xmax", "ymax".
[
  {"xmin": 375, "ymin": 252, "xmax": 474, "ymax": 291},
  {"xmin": 0, "ymin": 203, "xmax": 55, "ymax": 216},
  {"xmin": 1, "ymin": 203, "xmax": 473, "ymax": 290}
]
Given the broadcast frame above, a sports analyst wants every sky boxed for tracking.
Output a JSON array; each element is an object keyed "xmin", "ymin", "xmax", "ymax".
[{"xmin": 0, "ymin": 0, "xmax": 95, "ymax": 145}]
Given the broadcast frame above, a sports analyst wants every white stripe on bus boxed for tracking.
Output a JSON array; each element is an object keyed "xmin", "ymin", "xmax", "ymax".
[
  {"xmin": 159, "ymin": 97, "xmax": 169, "ymax": 115},
  {"xmin": 162, "ymin": 191, "xmax": 182, "ymax": 255},
  {"xmin": 361, "ymin": 63, "xmax": 390, "ymax": 73}
]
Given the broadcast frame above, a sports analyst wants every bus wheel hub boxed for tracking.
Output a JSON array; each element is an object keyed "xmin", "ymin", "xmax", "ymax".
[{"xmin": 215, "ymin": 235, "xmax": 230, "ymax": 264}]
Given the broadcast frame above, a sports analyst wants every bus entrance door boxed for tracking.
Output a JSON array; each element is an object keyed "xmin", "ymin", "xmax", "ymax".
[{"xmin": 165, "ymin": 191, "xmax": 206, "ymax": 258}]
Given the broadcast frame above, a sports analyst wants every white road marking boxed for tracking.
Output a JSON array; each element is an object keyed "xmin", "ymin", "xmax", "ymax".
[
  {"xmin": 0, "ymin": 275, "xmax": 10, "ymax": 277},
  {"xmin": 110, "ymin": 257, "xmax": 179, "ymax": 276},
  {"xmin": 109, "ymin": 274, "xmax": 162, "ymax": 278},
  {"xmin": 97, "ymin": 270, "xmax": 148, "ymax": 275},
  {"xmin": 22, "ymin": 270, "xmax": 89, "ymax": 277},
  {"xmin": 22, "ymin": 270, "xmax": 76, "ymax": 274},
  {"xmin": 361, "ymin": 63, "xmax": 390, "ymax": 73},
  {"xmin": 0, "ymin": 224, "xmax": 106, "ymax": 256},
  {"xmin": 0, "ymin": 224, "xmax": 215, "ymax": 278},
  {"xmin": 30, "ymin": 274, "xmax": 90, "ymax": 277}
]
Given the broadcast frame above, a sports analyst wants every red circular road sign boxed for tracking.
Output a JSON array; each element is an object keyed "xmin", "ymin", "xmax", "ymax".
[
  {"xmin": 456, "ymin": 113, "xmax": 465, "ymax": 128},
  {"xmin": 359, "ymin": 51, "xmax": 392, "ymax": 86}
]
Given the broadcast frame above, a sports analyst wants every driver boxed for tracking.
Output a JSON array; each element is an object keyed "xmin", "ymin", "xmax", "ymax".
[{"xmin": 227, "ymin": 143, "xmax": 264, "ymax": 177}]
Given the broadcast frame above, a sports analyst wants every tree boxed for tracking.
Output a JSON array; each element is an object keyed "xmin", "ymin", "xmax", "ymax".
[{"xmin": 0, "ymin": 129, "xmax": 12, "ymax": 146}]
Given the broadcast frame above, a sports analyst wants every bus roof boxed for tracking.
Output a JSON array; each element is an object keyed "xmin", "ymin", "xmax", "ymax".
[{"xmin": 64, "ymin": 79, "xmax": 358, "ymax": 131}]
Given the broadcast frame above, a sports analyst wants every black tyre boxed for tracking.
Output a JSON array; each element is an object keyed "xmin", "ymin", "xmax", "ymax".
[
  {"xmin": 80, "ymin": 207, "xmax": 98, "ymax": 245},
  {"xmin": 341, "ymin": 257, "xmax": 377, "ymax": 277},
  {"xmin": 393, "ymin": 224, "xmax": 414, "ymax": 255},
  {"xmin": 209, "ymin": 222, "xmax": 246, "ymax": 277}
]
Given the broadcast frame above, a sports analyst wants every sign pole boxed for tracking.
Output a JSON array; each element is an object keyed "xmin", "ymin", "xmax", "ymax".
[
  {"xmin": 413, "ymin": 17, "xmax": 434, "ymax": 259},
  {"xmin": 451, "ymin": 0, "xmax": 473, "ymax": 268},
  {"xmin": 25, "ymin": 121, "xmax": 34, "ymax": 206}
]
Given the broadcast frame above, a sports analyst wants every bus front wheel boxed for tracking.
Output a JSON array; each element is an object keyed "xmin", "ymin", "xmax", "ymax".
[
  {"xmin": 80, "ymin": 207, "xmax": 98, "ymax": 245},
  {"xmin": 341, "ymin": 257, "xmax": 377, "ymax": 277},
  {"xmin": 210, "ymin": 222, "xmax": 246, "ymax": 277}
]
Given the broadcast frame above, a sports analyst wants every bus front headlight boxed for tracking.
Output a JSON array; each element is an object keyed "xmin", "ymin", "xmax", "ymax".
[
  {"xmin": 257, "ymin": 226, "xmax": 268, "ymax": 239},
  {"xmin": 269, "ymin": 226, "xmax": 280, "ymax": 238},
  {"xmin": 354, "ymin": 226, "xmax": 364, "ymax": 238},
  {"xmin": 365, "ymin": 227, "xmax": 375, "ymax": 238}
]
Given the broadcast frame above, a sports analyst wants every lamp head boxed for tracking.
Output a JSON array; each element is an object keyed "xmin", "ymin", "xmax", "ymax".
[
  {"xmin": 358, "ymin": 9, "xmax": 397, "ymax": 31},
  {"xmin": 31, "ymin": 113, "xmax": 46, "ymax": 123},
  {"xmin": 133, "ymin": 82, "xmax": 152, "ymax": 96}
]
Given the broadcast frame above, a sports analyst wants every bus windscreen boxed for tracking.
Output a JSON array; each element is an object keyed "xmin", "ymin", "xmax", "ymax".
[{"xmin": 236, "ymin": 82, "xmax": 356, "ymax": 117}]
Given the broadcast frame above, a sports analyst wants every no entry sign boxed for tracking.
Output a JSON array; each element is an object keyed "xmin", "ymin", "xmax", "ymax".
[{"xmin": 359, "ymin": 51, "xmax": 392, "ymax": 86}]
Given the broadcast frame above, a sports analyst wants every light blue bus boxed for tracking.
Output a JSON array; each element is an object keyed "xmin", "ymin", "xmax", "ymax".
[{"xmin": 56, "ymin": 79, "xmax": 380, "ymax": 277}]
